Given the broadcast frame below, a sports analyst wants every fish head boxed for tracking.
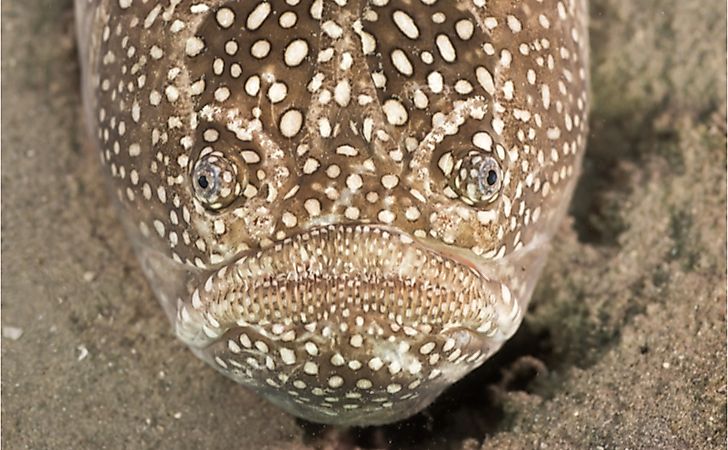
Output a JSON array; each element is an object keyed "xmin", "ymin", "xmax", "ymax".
[{"xmin": 81, "ymin": 0, "xmax": 589, "ymax": 426}]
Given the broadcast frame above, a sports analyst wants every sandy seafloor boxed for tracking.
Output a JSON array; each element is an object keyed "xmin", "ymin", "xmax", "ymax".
[{"xmin": 1, "ymin": 0, "xmax": 726, "ymax": 449}]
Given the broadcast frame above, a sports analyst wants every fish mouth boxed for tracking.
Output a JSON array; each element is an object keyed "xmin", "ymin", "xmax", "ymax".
[
  {"xmin": 172, "ymin": 224, "xmax": 523, "ymax": 425},
  {"xmin": 176, "ymin": 224, "xmax": 521, "ymax": 350}
]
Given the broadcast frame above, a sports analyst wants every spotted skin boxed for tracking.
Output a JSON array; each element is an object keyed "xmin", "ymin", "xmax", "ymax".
[{"xmin": 76, "ymin": 0, "xmax": 589, "ymax": 426}]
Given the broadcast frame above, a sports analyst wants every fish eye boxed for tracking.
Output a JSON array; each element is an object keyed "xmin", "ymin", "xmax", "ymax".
[
  {"xmin": 452, "ymin": 150, "xmax": 502, "ymax": 206},
  {"xmin": 191, "ymin": 152, "xmax": 246, "ymax": 210}
]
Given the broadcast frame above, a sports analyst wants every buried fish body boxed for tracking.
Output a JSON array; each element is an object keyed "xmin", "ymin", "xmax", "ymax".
[{"xmin": 75, "ymin": 0, "xmax": 589, "ymax": 426}]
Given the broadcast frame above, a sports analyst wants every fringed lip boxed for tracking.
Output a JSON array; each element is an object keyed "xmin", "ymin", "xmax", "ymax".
[{"xmin": 174, "ymin": 224, "xmax": 521, "ymax": 349}]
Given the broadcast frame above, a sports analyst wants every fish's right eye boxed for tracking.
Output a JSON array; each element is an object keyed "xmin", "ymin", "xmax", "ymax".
[{"xmin": 191, "ymin": 152, "xmax": 246, "ymax": 210}]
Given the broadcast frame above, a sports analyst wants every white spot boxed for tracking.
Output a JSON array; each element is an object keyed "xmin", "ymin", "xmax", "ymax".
[
  {"xmin": 247, "ymin": 2, "xmax": 271, "ymax": 30},
  {"xmin": 473, "ymin": 132, "xmax": 493, "ymax": 151},
  {"xmin": 382, "ymin": 99, "xmax": 408, "ymax": 126},
  {"xmin": 507, "ymin": 15, "xmax": 522, "ymax": 33},
  {"xmin": 304, "ymin": 198, "xmax": 321, "ymax": 216},
  {"xmin": 393, "ymin": 10, "xmax": 420, "ymax": 39},
  {"xmin": 303, "ymin": 361, "xmax": 318, "ymax": 375},
  {"xmin": 328, "ymin": 376, "xmax": 344, "ymax": 388},
  {"xmin": 279, "ymin": 109, "xmax": 303, "ymax": 137},
  {"xmin": 250, "ymin": 40, "xmax": 271, "ymax": 59},
  {"xmin": 368, "ymin": 357, "xmax": 384, "ymax": 371},
  {"xmin": 267, "ymin": 82, "xmax": 288, "ymax": 103},
  {"xmin": 348, "ymin": 334, "xmax": 363, "ymax": 348},
  {"xmin": 455, "ymin": 19, "xmax": 475, "ymax": 40},
  {"xmin": 284, "ymin": 39, "xmax": 309, "ymax": 67},
  {"xmin": 476, "ymin": 66, "xmax": 496, "ymax": 95},
  {"xmin": 185, "ymin": 37, "xmax": 205, "ymax": 57},
  {"xmin": 435, "ymin": 34, "xmax": 456, "ymax": 62},
  {"xmin": 280, "ymin": 348, "xmax": 296, "ymax": 365},
  {"xmin": 215, "ymin": 8, "xmax": 235, "ymax": 28},
  {"xmin": 391, "ymin": 49, "xmax": 413, "ymax": 76},
  {"xmin": 427, "ymin": 71, "xmax": 444, "ymax": 93}
]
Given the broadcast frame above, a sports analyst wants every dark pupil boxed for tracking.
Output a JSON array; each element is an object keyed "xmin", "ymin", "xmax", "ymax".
[
  {"xmin": 197, "ymin": 175, "xmax": 209, "ymax": 189},
  {"xmin": 486, "ymin": 169, "xmax": 498, "ymax": 186}
]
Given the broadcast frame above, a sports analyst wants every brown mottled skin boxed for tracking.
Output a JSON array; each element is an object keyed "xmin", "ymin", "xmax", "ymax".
[{"xmin": 76, "ymin": 0, "xmax": 589, "ymax": 426}]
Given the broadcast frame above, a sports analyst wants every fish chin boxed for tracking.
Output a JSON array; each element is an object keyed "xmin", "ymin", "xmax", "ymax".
[{"xmin": 153, "ymin": 224, "xmax": 523, "ymax": 426}]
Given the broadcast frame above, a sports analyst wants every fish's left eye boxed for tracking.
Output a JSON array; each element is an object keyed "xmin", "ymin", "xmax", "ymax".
[
  {"xmin": 191, "ymin": 152, "xmax": 245, "ymax": 210},
  {"xmin": 452, "ymin": 151, "xmax": 502, "ymax": 206}
]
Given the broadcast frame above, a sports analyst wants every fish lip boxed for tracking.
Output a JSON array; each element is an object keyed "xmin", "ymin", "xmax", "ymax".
[{"xmin": 175, "ymin": 223, "xmax": 522, "ymax": 348}]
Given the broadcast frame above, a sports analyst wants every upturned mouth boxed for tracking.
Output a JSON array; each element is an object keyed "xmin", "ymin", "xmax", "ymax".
[
  {"xmin": 175, "ymin": 224, "xmax": 521, "ymax": 349},
  {"xmin": 171, "ymin": 224, "xmax": 523, "ymax": 425}
]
